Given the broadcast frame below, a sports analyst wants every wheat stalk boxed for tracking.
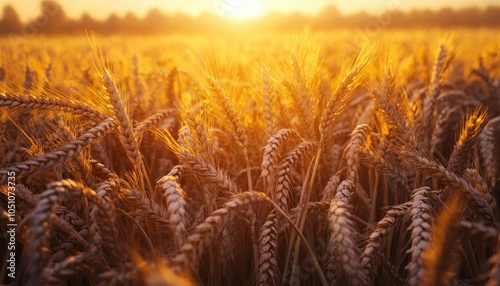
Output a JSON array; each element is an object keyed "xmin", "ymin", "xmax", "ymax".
[{"xmin": 421, "ymin": 196, "xmax": 462, "ymax": 286}]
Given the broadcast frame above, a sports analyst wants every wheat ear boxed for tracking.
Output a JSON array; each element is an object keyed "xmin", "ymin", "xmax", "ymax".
[
  {"xmin": 262, "ymin": 67, "xmax": 279, "ymax": 138},
  {"xmin": 103, "ymin": 70, "xmax": 143, "ymax": 171},
  {"xmin": 0, "ymin": 92, "xmax": 108, "ymax": 119},
  {"xmin": 155, "ymin": 175, "xmax": 189, "ymax": 249},
  {"xmin": 362, "ymin": 201, "xmax": 411, "ymax": 281},
  {"xmin": 206, "ymin": 78, "xmax": 252, "ymax": 190},
  {"xmin": 261, "ymin": 128, "xmax": 301, "ymax": 198},
  {"xmin": 172, "ymin": 191, "xmax": 268, "ymax": 273},
  {"xmin": 478, "ymin": 116, "xmax": 500, "ymax": 189},
  {"xmin": 327, "ymin": 180, "xmax": 368, "ymax": 285},
  {"xmin": 135, "ymin": 108, "xmax": 177, "ymax": 139},
  {"xmin": 257, "ymin": 211, "xmax": 280, "ymax": 286},
  {"xmin": 406, "ymin": 187, "xmax": 434, "ymax": 286},
  {"xmin": 0, "ymin": 118, "xmax": 114, "ymax": 184},
  {"xmin": 447, "ymin": 108, "xmax": 487, "ymax": 174},
  {"xmin": 417, "ymin": 43, "xmax": 451, "ymax": 146}
]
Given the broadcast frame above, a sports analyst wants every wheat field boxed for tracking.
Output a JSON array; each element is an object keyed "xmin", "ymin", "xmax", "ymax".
[{"xmin": 0, "ymin": 29, "xmax": 499, "ymax": 285}]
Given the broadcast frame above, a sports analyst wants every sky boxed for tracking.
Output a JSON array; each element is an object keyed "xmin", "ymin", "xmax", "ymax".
[{"xmin": 1, "ymin": 0, "xmax": 498, "ymax": 22}]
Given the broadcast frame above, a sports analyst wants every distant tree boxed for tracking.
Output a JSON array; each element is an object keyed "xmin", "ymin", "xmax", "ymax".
[
  {"xmin": 435, "ymin": 8, "xmax": 456, "ymax": 26},
  {"xmin": 484, "ymin": 6, "xmax": 500, "ymax": 26},
  {"xmin": 1, "ymin": 3, "xmax": 500, "ymax": 35},
  {"xmin": 103, "ymin": 14, "xmax": 122, "ymax": 34},
  {"xmin": 123, "ymin": 12, "xmax": 142, "ymax": 34},
  {"xmin": 315, "ymin": 5, "xmax": 343, "ymax": 29},
  {"xmin": 457, "ymin": 7, "xmax": 482, "ymax": 27},
  {"xmin": 63, "ymin": 18, "xmax": 79, "ymax": 34},
  {"xmin": 170, "ymin": 13, "xmax": 196, "ymax": 33},
  {"xmin": 79, "ymin": 12, "xmax": 100, "ymax": 32},
  {"xmin": 0, "ymin": 5, "xmax": 22, "ymax": 34},
  {"xmin": 27, "ymin": 1, "xmax": 68, "ymax": 34},
  {"xmin": 196, "ymin": 12, "xmax": 222, "ymax": 33},
  {"xmin": 402, "ymin": 9, "xmax": 434, "ymax": 27},
  {"xmin": 144, "ymin": 9, "xmax": 167, "ymax": 33},
  {"xmin": 345, "ymin": 11, "xmax": 370, "ymax": 28}
]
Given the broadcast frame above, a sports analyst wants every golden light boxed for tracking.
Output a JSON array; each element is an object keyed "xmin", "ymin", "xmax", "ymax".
[{"xmin": 225, "ymin": 0, "xmax": 264, "ymax": 19}]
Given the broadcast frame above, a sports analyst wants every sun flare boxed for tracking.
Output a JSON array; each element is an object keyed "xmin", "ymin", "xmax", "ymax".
[{"xmin": 225, "ymin": 0, "xmax": 264, "ymax": 19}]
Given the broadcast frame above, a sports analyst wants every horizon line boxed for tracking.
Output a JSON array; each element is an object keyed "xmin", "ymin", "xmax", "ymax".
[{"xmin": 4, "ymin": 2, "xmax": 500, "ymax": 22}]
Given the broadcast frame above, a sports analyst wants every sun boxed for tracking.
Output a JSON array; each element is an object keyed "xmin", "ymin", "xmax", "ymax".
[{"xmin": 225, "ymin": 0, "xmax": 264, "ymax": 19}]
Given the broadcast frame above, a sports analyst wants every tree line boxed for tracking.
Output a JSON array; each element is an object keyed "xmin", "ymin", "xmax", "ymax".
[{"xmin": 1, "ymin": 1, "xmax": 500, "ymax": 35}]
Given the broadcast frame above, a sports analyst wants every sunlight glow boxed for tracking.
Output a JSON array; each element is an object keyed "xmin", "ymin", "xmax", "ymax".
[{"xmin": 224, "ymin": 0, "xmax": 264, "ymax": 19}]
